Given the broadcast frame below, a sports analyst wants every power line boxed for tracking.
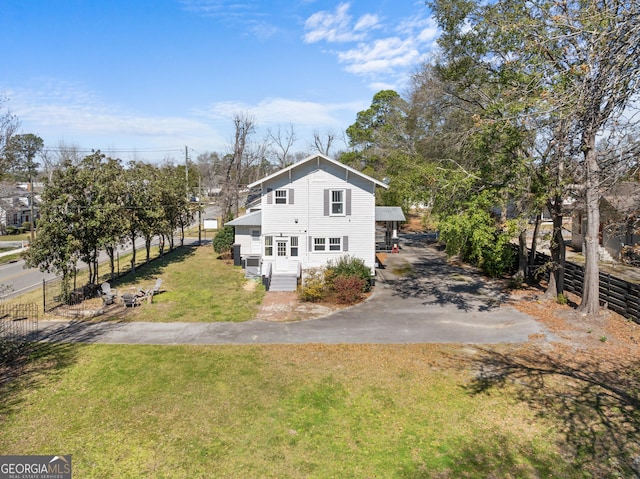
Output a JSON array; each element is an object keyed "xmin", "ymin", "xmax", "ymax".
[{"xmin": 40, "ymin": 146, "xmax": 187, "ymax": 155}]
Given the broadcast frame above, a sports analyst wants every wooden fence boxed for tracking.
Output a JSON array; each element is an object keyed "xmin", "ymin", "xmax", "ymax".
[{"xmin": 530, "ymin": 251, "xmax": 640, "ymax": 324}]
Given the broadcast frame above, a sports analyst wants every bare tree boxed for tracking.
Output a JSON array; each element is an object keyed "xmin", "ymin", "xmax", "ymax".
[
  {"xmin": 219, "ymin": 113, "xmax": 255, "ymax": 219},
  {"xmin": 546, "ymin": 1, "xmax": 640, "ymax": 315},
  {"xmin": 40, "ymin": 141, "xmax": 84, "ymax": 182},
  {"xmin": 0, "ymin": 95, "xmax": 20, "ymax": 179},
  {"xmin": 312, "ymin": 129, "xmax": 336, "ymax": 156},
  {"xmin": 267, "ymin": 123, "xmax": 297, "ymax": 168}
]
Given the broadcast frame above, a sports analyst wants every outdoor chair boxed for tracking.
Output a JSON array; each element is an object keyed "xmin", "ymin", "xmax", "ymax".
[
  {"xmin": 122, "ymin": 292, "xmax": 143, "ymax": 308},
  {"xmin": 100, "ymin": 282, "xmax": 117, "ymax": 305},
  {"xmin": 152, "ymin": 278, "xmax": 163, "ymax": 295}
]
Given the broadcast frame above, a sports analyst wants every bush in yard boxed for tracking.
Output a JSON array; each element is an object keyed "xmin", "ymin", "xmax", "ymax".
[
  {"xmin": 213, "ymin": 225, "xmax": 234, "ymax": 255},
  {"xmin": 438, "ymin": 206, "xmax": 516, "ymax": 278},
  {"xmin": 298, "ymin": 267, "xmax": 326, "ymax": 302},
  {"xmin": 326, "ymin": 255, "xmax": 372, "ymax": 292},
  {"xmin": 332, "ymin": 275, "xmax": 365, "ymax": 304}
]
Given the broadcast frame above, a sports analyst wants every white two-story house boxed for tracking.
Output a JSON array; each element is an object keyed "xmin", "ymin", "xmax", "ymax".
[{"xmin": 227, "ymin": 154, "xmax": 400, "ymax": 291}]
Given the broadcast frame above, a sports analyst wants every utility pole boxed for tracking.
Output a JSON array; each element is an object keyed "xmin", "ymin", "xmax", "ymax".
[{"xmin": 185, "ymin": 146, "xmax": 189, "ymax": 200}]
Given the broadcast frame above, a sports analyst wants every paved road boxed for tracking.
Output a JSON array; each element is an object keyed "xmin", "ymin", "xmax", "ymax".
[
  {"xmin": 0, "ymin": 204, "xmax": 220, "ymax": 299},
  {"xmin": 37, "ymin": 234, "xmax": 553, "ymax": 345}
]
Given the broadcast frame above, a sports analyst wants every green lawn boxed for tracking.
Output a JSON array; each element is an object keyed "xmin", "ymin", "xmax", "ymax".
[
  {"xmin": 106, "ymin": 245, "xmax": 264, "ymax": 322},
  {"xmin": 0, "ymin": 344, "xmax": 582, "ymax": 478}
]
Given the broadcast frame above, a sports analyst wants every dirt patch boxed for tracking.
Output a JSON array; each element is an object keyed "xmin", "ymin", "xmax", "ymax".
[
  {"xmin": 243, "ymin": 280, "xmax": 257, "ymax": 292},
  {"xmin": 255, "ymin": 291, "xmax": 348, "ymax": 322},
  {"xmin": 508, "ymin": 285, "xmax": 640, "ymax": 360}
]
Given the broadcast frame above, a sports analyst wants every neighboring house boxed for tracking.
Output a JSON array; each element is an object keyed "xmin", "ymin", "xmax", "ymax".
[
  {"xmin": 226, "ymin": 153, "xmax": 404, "ymax": 291},
  {"xmin": 0, "ymin": 184, "xmax": 41, "ymax": 233},
  {"xmin": 571, "ymin": 181, "xmax": 640, "ymax": 260}
]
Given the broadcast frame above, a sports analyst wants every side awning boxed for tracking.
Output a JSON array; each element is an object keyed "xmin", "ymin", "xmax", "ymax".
[
  {"xmin": 375, "ymin": 206, "xmax": 406, "ymax": 222},
  {"xmin": 225, "ymin": 210, "xmax": 262, "ymax": 227}
]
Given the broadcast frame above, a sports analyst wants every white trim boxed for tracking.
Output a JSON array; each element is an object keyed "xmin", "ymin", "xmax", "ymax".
[{"xmin": 248, "ymin": 153, "xmax": 388, "ymax": 189}]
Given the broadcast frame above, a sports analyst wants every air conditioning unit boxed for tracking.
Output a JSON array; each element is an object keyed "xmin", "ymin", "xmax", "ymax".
[{"xmin": 244, "ymin": 255, "xmax": 261, "ymax": 278}]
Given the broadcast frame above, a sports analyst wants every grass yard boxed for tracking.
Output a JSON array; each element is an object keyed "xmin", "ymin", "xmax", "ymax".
[
  {"xmin": 107, "ymin": 245, "xmax": 264, "ymax": 322},
  {"xmin": 0, "ymin": 343, "xmax": 584, "ymax": 478}
]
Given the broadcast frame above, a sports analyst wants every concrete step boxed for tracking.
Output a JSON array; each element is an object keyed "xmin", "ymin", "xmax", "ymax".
[{"xmin": 268, "ymin": 274, "xmax": 298, "ymax": 292}]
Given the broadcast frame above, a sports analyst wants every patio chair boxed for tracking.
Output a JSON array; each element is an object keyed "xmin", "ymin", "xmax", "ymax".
[
  {"xmin": 100, "ymin": 282, "xmax": 116, "ymax": 305},
  {"xmin": 122, "ymin": 292, "xmax": 143, "ymax": 308},
  {"xmin": 152, "ymin": 278, "xmax": 163, "ymax": 295}
]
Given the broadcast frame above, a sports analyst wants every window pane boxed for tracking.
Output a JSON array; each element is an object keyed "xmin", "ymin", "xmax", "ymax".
[
  {"xmin": 331, "ymin": 190, "xmax": 344, "ymax": 214},
  {"xmin": 275, "ymin": 190, "xmax": 287, "ymax": 204},
  {"xmin": 265, "ymin": 236, "xmax": 273, "ymax": 256},
  {"xmin": 329, "ymin": 237, "xmax": 341, "ymax": 251},
  {"xmin": 314, "ymin": 238, "xmax": 326, "ymax": 251},
  {"xmin": 290, "ymin": 236, "xmax": 298, "ymax": 256}
]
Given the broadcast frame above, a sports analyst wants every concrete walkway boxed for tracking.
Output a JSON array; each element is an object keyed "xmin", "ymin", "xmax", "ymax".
[{"xmin": 37, "ymin": 234, "xmax": 552, "ymax": 345}]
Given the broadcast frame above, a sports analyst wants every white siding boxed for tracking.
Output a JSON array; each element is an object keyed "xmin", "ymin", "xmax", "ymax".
[
  {"xmin": 233, "ymin": 226, "xmax": 255, "ymax": 256},
  {"xmin": 260, "ymin": 158, "xmax": 376, "ymax": 274}
]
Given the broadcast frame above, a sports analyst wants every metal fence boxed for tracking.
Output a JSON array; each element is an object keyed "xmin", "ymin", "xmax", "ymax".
[
  {"xmin": 0, "ymin": 303, "xmax": 39, "ymax": 362},
  {"xmin": 530, "ymin": 251, "xmax": 640, "ymax": 324},
  {"xmin": 43, "ymin": 275, "xmax": 97, "ymax": 313}
]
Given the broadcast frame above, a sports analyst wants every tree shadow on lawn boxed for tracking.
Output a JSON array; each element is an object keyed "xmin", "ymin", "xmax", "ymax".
[
  {"xmin": 0, "ymin": 319, "xmax": 126, "ymax": 429},
  {"xmin": 111, "ymin": 244, "xmax": 199, "ymax": 288},
  {"xmin": 389, "ymin": 246, "xmax": 511, "ymax": 313},
  {"xmin": 466, "ymin": 347, "xmax": 640, "ymax": 478}
]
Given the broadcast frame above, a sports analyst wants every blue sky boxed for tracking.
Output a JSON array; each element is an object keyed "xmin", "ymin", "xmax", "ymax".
[{"xmin": 0, "ymin": 1, "xmax": 438, "ymax": 163}]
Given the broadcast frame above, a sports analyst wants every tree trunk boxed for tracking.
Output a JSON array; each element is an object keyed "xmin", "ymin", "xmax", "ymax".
[
  {"xmin": 130, "ymin": 232, "xmax": 137, "ymax": 274},
  {"xmin": 544, "ymin": 197, "xmax": 565, "ymax": 299},
  {"xmin": 145, "ymin": 236, "xmax": 152, "ymax": 263},
  {"xmin": 514, "ymin": 229, "xmax": 528, "ymax": 284},
  {"xmin": 578, "ymin": 137, "xmax": 601, "ymax": 315},
  {"xmin": 106, "ymin": 245, "xmax": 115, "ymax": 280},
  {"xmin": 528, "ymin": 212, "xmax": 541, "ymax": 277}
]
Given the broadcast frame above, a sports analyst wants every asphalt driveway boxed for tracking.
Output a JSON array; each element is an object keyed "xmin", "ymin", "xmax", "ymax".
[{"xmin": 37, "ymin": 234, "xmax": 552, "ymax": 345}]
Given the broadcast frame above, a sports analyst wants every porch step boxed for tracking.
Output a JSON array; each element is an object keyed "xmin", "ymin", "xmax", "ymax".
[{"xmin": 268, "ymin": 274, "xmax": 298, "ymax": 292}]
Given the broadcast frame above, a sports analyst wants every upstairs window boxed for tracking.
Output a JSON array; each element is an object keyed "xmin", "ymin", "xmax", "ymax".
[
  {"xmin": 275, "ymin": 189, "xmax": 288, "ymax": 204},
  {"xmin": 331, "ymin": 190, "xmax": 344, "ymax": 215}
]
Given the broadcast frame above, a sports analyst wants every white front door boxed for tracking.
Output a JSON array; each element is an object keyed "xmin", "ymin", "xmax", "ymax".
[{"xmin": 275, "ymin": 239, "xmax": 289, "ymax": 272}]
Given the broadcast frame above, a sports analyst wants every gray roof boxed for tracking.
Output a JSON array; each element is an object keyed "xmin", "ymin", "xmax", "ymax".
[
  {"xmin": 248, "ymin": 153, "xmax": 389, "ymax": 190},
  {"xmin": 225, "ymin": 210, "xmax": 262, "ymax": 227},
  {"xmin": 375, "ymin": 206, "xmax": 406, "ymax": 222}
]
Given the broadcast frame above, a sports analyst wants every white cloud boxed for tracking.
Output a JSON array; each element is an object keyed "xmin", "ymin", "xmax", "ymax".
[
  {"xmin": 354, "ymin": 13, "xmax": 381, "ymax": 32},
  {"xmin": 304, "ymin": 3, "xmax": 378, "ymax": 43},
  {"xmin": 303, "ymin": 4, "xmax": 439, "ymax": 91},
  {"xmin": 197, "ymin": 97, "xmax": 363, "ymax": 128},
  {"xmin": 338, "ymin": 37, "xmax": 423, "ymax": 75},
  {"xmin": 7, "ymin": 80, "xmax": 225, "ymax": 157}
]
